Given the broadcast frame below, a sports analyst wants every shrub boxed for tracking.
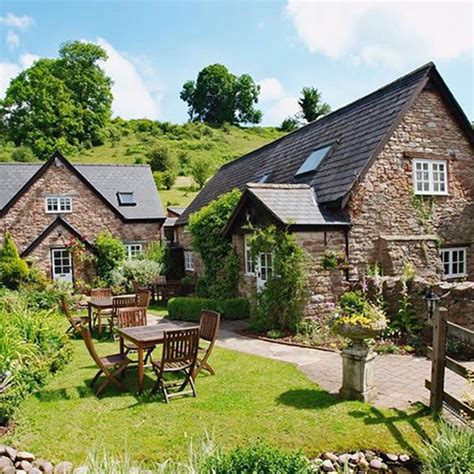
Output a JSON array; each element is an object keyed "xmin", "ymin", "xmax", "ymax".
[
  {"xmin": 167, "ymin": 297, "xmax": 250, "ymax": 321},
  {"xmin": 143, "ymin": 240, "xmax": 166, "ymax": 264},
  {"xmin": 94, "ymin": 232, "xmax": 126, "ymax": 282},
  {"xmin": 0, "ymin": 290, "xmax": 72, "ymax": 423},
  {"xmin": 110, "ymin": 259, "xmax": 162, "ymax": 292},
  {"xmin": 0, "ymin": 233, "xmax": 29, "ymax": 290},
  {"xmin": 11, "ymin": 146, "xmax": 35, "ymax": 162},
  {"xmin": 205, "ymin": 442, "xmax": 310, "ymax": 473},
  {"xmin": 422, "ymin": 421, "xmax": 474, "ymax": 474}
]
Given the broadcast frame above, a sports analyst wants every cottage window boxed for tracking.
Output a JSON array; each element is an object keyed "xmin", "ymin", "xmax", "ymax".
[
  {"xmin": 125, "ymin": 243, "xmax": 143, "ymax": 259},
  {"xmin": 117, "ymin": 192, "xmax": 136, "ymax": 206},
  {"xmin": 295, "ymin": 144, "xmax": 332, "ymax": 177},
  {"xmin": 244, "ymin": 235, "xmax": 256, "ymax": 275},
  {"xmin": 45, "ymin": 196, "xmax": 72, "ymax": 213},
  {"xmin": 441, "ymin": 248, "xmax": 467, "ymax": 279},
  {"xmin": 413, "ymin": 159, "xmax": 447, "ymax": 195},
  {"xmin": 184, "ymin": 251, "xmax": 195, "ymax": 271}
]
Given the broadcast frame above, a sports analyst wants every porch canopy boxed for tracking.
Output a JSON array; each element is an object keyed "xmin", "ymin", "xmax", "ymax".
[{"xmin": 223, "ymin": 183, "xmax": 350, "ymax": 236}]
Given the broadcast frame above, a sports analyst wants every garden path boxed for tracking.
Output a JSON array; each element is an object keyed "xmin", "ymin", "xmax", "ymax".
[{"xmin": 216, "ymin": 321, "xmax": 473, "ymax": 411}]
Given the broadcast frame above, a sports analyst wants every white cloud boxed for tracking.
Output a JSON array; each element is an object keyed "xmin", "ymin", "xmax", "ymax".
[
  {"xmin": 96, "ymin": 38, "xmax": 161, "ymax": 119},
  {"xmin": 264, "ymin": 95, "xmax": 299, "ymax": 125},
  {"xmin": 258, "ymin": 77, "xmax": 286, "ymax": 102},
  {"xmin": 0, "ymin": 62, "xmax": 20, "ymax": 98},
  {"xmin": 0, "ymin": 12, "xmax": 34, "ymax": 30},
  {"xmin": 19, "ymin": 53, "xmax": 40, "ymax": 68},
  {"xmin": 286, "ymin": 0, "xmax": 473, "ymax": 66},
  {"xmin": 6, "ymin": 30, "xmax": 19, "ymax": 49}
]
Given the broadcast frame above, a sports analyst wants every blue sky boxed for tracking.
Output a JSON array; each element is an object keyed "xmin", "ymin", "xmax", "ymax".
[{"xmin": 1, "ymin": 1, "xmax": 473, "ymax": 125}]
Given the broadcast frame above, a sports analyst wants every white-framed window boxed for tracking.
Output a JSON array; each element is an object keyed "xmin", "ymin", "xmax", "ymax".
[
  {"xmin": 441, "ymin": 247, "xmax": 467, "ymax": 279},
  {"xmin": 45, "ymin": 196, "xmax": 72, "ymax": 213},
  {"xmin": 184, "ymin": 250, "xmax": 195, "ymax": 271},
  {"xmin": 413, "ymin": 159, "xmax": 448, "ymax": 195},
  {"xmin": 244, "ymin": 235, "xmax": 256, "ymax": 275},
  {"xmin": 126, "ymin": 243, "xmax": 143, "ymax": 259}
]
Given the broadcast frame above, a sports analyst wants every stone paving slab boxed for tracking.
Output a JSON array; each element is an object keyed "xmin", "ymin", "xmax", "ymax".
[{"xmin": 217, "ymin": 321, "xmax": 474, "ymax": 410}]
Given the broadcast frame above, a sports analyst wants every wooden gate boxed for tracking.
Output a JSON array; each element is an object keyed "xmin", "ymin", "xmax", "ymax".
[{"xmin": 425, "ymin": 306, "xmax": 474, "ymax": 418}]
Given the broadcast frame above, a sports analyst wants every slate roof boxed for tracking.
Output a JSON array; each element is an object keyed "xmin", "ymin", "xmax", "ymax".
[
  {"xmin": 0, "ymin": 153, "xmax": 165, "ymax": 221},
  {"xmin": 225, "ymin": 184, "xmax": 349, "ymax": 233},
  {"xmin": 177, "ymin": 62, "xmax": 472, "ymax": 226}
]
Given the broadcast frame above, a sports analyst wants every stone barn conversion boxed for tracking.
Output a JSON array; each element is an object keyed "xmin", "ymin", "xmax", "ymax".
[
  {"xmin": 174, "ymin": 62, "xmax": 474, "ymax": 317},
  {"xmin": 0, "ymin": 152, "xmax": 165, "ymax": 283}
]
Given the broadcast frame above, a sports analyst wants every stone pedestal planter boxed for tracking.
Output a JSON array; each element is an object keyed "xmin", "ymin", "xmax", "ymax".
[{"xmin": 339, "ymin": 340, "xmax": 377, "ymax": 402}]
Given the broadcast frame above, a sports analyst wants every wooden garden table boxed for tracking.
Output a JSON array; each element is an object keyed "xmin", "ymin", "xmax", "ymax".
[{"xmin": 117, "ymin": 322, "xmax": 197, "ymax": 394}]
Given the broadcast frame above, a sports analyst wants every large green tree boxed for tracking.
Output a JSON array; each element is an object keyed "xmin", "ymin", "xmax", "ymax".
[
  {"xmin": 0, "ymin": 41, "xmax": 113, "ymax": 158},
  {"xmin": 180, "ymin": 64, "xmax": 262, "ymax": 125},
  {"xmin": 298, "ymin": 86, "xmax": 331, "ymax": 123}
]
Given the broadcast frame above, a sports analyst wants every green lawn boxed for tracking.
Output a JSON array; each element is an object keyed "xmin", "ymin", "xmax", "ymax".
[{"xmin": 6, "ymin": 333, "xmax": 436, "ymax": 466}]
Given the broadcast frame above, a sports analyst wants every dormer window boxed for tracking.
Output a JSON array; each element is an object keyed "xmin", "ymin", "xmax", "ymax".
[
  {"xmin": 117, "ymin": 192, "xmax": 136, "ymax": 206},
  {"xmin": 413, "ymin": 159, "xmax": 447, "ymax": 195},
  {"xmin": 45, "ymin": 196, "xmax": 72, "ymax": 213},
  {"xmin": 295, "ymin": 144, "xmax": 332, "ymax": 177},
  {"xmin": 258, "ymin": 174, "xmax": 270, "ymax": 183}
]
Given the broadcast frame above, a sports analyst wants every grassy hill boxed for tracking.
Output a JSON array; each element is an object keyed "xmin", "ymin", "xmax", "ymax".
[{"xmin": 0, "ymin": 119, "xmax": 285, "ymax": 208}]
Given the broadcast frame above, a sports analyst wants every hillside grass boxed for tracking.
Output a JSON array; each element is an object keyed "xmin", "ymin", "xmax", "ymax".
[
  {"xmin": 6, "ymin": 332, "xmax": 436, "ymax": 466},
  {"xmin": 0, "ymin": 120, "xmax": 284, "ymax": 208}
]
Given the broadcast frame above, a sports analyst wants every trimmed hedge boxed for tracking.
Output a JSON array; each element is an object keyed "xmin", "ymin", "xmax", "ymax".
[{"xmin": 167, "ymin": 297, "xmax": 250, "ymax": 322}]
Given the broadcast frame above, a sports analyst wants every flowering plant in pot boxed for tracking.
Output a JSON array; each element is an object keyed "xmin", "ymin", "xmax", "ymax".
[{"xmin": 329, "ymin": 290, "xmax": 387, "ymax": 342}]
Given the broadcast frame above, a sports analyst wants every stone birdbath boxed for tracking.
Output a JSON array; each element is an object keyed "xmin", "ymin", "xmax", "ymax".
[{"xmin": 330, "ymin": 293, "xmax": 387, "ymax": 403}]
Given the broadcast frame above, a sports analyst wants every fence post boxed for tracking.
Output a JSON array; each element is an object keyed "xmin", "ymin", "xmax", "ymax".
[{"xmin": 430, "ymin": 306, "xmax": 447, "ymax": 411}]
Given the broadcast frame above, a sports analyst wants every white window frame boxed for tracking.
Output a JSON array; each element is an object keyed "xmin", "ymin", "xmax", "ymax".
[
  {"xmin": 413, "ymin": 159, "xmax": 448, "ymax": 196},
  {"xmin": 441, "ymin": 247, "xmax": 467, "ymax": 279},
  {"xmin": 184, "ymin": 250, "xmax": 195, "ymax": 271},
  {"xmin": 125, "ymin": 243, "xmax": 143, "ymax": 260},
  {"xmin": 45, "ymin": 196, "xmax": 73, "ymax": 214},
  {"xmin": 244, "ymin": 235, "xmax": 256, "ymax": 276}
]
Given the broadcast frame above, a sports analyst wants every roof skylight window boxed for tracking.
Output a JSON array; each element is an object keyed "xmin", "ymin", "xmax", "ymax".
[
  {"xmin": 295, "ymin": 144, "xmax": 332, "ymax": 177},
  {"xmin": 117, "ymin": 192, "xmax": 136, "ymax": 206},
  {"xmin": 258, "ymin": 173, "xmax": 270, "ymax": 183}
]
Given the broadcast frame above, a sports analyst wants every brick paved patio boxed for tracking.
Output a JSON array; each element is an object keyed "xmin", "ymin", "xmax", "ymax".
[{"xmin": 217, "ymin": 321, "xmax": 473, "ymax": 410}]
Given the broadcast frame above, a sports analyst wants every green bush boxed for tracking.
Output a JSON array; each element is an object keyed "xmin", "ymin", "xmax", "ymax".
[
  {"xmin": 0, "ymin": 232, "xmax": 30, "ymax": 290},
  {"xmin": 94, "ymin": 232, "xmax": 126, "ymax": 282},
  {"xmin": 205, "ymin": 442, "xmax": 310, "ymax": 473},
  {"xmin": 110, "ymin": 259, "xmax": 162, "ymax": 292},
  {"xmin": 167, "ymin": 297, "xmax": 250, "ymax": 321},
  {"xmin": 422, "ymin": 421, "xmax": 474, "ymax": 474},
  {"xmin": 11, "ymin": 146, "xmax": 36, "ymax": 162},
  {"xmin": 0, "ymin": 290, "xmax": 72, "ymax": 423}
]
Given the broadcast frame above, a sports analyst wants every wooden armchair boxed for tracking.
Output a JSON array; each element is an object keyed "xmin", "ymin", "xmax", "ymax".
[
  {"xmin": 194, "ymin": 310, "xmax": 220, "ymax": 379},
  {"xmin": 90, "ymin": 288, "xmax": 112, "ymax": 299},
  {"xmin": 151, "ymin": 327, "xmax": 200, "ymax": 403},
  {"xmin": 79, "ymin": 325, "xmax": 130, "ymax": 396},
  {"xmin": 61, "ymin": 295, "xmax": 89, "ymax": 334}
]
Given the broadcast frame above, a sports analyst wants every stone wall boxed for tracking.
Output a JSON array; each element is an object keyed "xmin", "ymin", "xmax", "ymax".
[
  {"xmin": 347, "ymin": 88, "xmax": 474, "ymax": 281},
  {"xmin": 0, "ymin": 161, "xmax": 162, "ymax": 280},
  {"xmin": 174, "ymin": 225, "xmax": 204, "ymax": 277},
  {"xmin": 232, "ymin": 230, "xmax": 349, "ymax": 320}
]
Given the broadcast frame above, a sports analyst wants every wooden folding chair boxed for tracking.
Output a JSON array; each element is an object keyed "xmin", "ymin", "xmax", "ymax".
[
  {"xmin": 79, "ymin": 324, "xmax": 130, "ymax": 396},
  {"xmin": 90, "ymin": 287, "xmax": 113, "ymax": 327},
  {"xmin": 109, "ymin": 295, "xmax": 138, "ymax": 338},
  {"xmin": 194, "ymin": 310, "xmax": 220, "ymax": 379},
  {"xmin": 136, "ymin": 289, "xmax": 151, "ymax": 308},
  {"xmin": 151, "ymin": 327, "xmax": 199, "ymax": 403},
  {"xmin": 116, "ymin": 307, "xmax": 155, "ymax": 363},
  {"xmin": 61, "ymin": 295, "xmax": 89, "ymax": 334}
]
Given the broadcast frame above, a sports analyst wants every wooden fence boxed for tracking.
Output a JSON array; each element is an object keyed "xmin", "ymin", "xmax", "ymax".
[{"xmin": 425, "ymin": 307, "xmax": 474, "ymax": 418}]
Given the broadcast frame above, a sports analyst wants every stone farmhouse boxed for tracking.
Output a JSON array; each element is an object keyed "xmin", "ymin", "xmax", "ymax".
[
  {"xmin": 0, "ymin": 152, "xmax": 165, "ymax": 283},
  {"xmin": 175, "ymin": 62, "xmax": 474, "ymax": 316}
]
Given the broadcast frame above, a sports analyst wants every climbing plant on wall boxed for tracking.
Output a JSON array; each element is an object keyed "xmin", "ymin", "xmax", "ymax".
[{"xmin": 248, "ymin": 225, "xmax": 309, "ymax": 332}]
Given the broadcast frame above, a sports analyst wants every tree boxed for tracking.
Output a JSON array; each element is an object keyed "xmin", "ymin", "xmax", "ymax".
[
  {"xmin": 298, "ymin": 87, "xmax": 331, "ymax": 123},
  {"xmin": 146, "ymin": 144, "xmax": 174, "ymax": 173},
  {"xmin": 189, "ymin": 156, "xmax": 215, "ymax": 189},
  {"xmin": 180, "ymin": 64, "xmax": 262, "ymax": 125},
  {"xmin": 280, "ymin": 116, "xmax": 300, "ymax": 132},
  {"xmin": 0, "ymin": 41, "xmax": 112, "ymax": 159}
]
